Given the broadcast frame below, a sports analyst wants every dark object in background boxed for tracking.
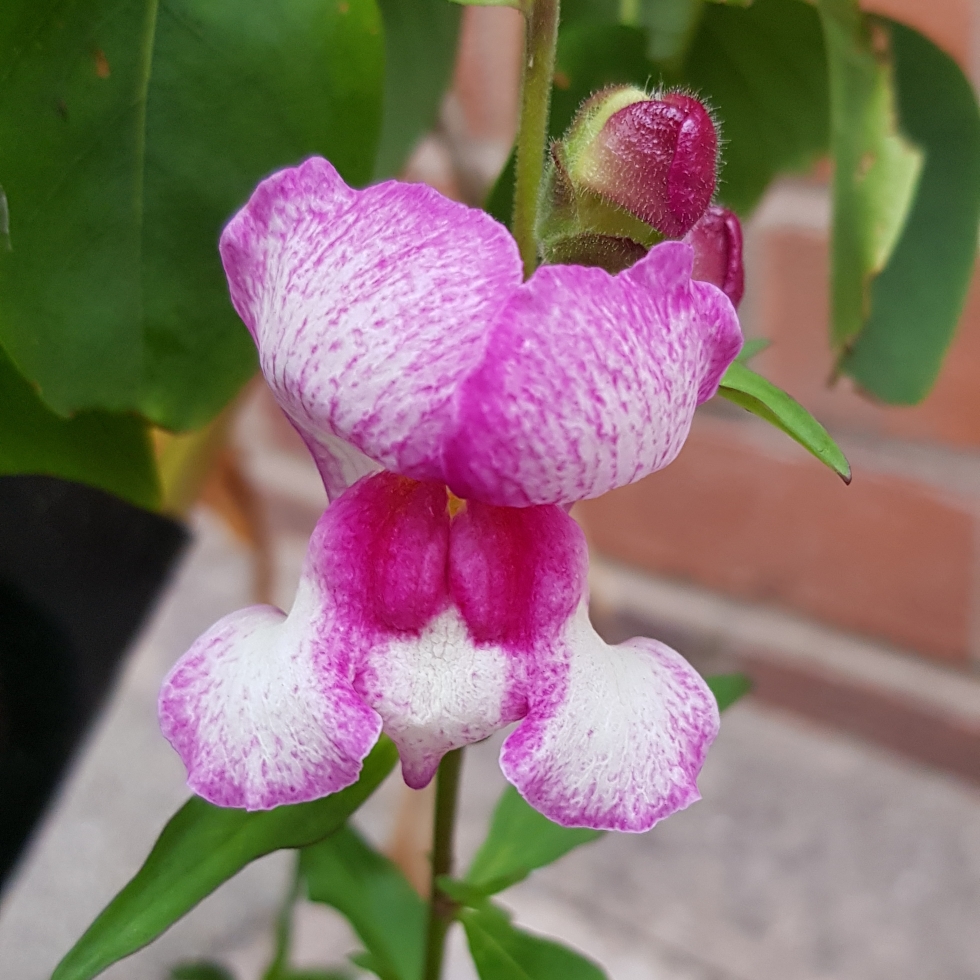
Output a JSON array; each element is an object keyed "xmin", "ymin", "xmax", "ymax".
[{"xmin": 0, "ymin": 476, "xmax": 187, "ymax": 888}]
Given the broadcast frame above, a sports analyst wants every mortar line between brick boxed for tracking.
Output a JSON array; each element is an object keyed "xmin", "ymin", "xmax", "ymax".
[{"xmin": 588, "ymin": 556, "xmax": 980, "ymax": 724}]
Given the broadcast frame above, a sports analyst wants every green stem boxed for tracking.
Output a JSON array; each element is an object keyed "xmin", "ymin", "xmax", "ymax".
[
  {"xmin": 512, "ymin": 0, "xmax": 561, "ymax": 279},
  {"xmin": 261, "ymin": 856, "xmax": 301, "ymax": 980},
  {"xmin": 422, "ymin": 749, "xmax": 464, "ymax": 980}
]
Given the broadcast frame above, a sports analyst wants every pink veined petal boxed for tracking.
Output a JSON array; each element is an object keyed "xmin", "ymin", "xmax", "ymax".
[
  {"xmin": 219, "ymin": 157, "xmax": 523, "ymax": 486},
  {"xmin": 444, "ymin": 240, "xmax": 743, "ymax": 507},
  {"xmin": 500, "ymin": 603, "xmax": 720, "ymax": 832},
  {"xmin": 158, "ymin": 580, "xmax": 382, "ymax": 810}
]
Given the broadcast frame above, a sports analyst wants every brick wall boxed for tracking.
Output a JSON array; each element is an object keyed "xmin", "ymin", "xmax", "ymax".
[{"xmin": 569, "ymin": 0, "xmax": 980, "ymax": 675}]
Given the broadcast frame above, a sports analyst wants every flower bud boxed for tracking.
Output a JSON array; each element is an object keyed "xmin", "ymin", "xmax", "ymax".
[
  {"xmin": 683, "ymin": 205, "xmax": 744, "ymax": 307},
  {"xmin": 567, "ymin": 87, "xmax": 718, "ymax": 238}
]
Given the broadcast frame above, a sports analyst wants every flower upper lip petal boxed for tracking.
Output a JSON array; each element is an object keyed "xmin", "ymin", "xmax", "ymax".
[
  {"xmin": 219, "ymin": 156, "xmax": 522, "ymax": 497},
  {"xmin": 220, "ymin": 157, "xmax": 742, "ymax": 509}
]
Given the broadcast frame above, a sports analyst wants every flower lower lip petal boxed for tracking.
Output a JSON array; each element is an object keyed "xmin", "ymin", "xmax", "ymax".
[
  {"xmin": 158, "ymin": 596, "xmax": 381, "ymax": 811},
  {"xmin": 500, "ymin": 604, "xmax": 720, "ymax": 832}
]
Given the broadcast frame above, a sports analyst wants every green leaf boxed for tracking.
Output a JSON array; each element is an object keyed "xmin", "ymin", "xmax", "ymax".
[
  {"xmin": 0, "ymin": 344, "xmax": 159, "ymax": 509},
  {"xmin": 841, "ymin": 21, "xmax": 980, "ymax": 403},
  {"xmin": 735, "ymin": 337, "xmax": 771, "ymax": 362},
  {"xmin": 718, "ymin": 361, "xmax": 851, "ymax": 483},
  {"xmin": 51, "ymin": 739, "xmax": 398, "ymax": 980},
  {"xmin": 374, "ymin": 0, "xmax": 461, "ymax": 178},
  {"xmin": 0, "ymin": 0, "xmax": 384, "ymax": 431},
  {"xmin": 681, "ymin": 0, "xmax": 830, "ymax": 214},
  {"xmin": 461, "ymin": 904, "xmax": 606, "ymax": 980},
  {"xmin": 170, "ymin": 964, "xmax": 236, "ymax": 980},
  {"xmin": 707, "ymin": 672, "xmax": 752, "ymax": 711},
  {"xmin": 300, "ymin": 825, "xmax": 426, "ymax": 980},
  {"xmin": 465, "ymin": 787, "xmax": 602, "ymax": 895},
  {"xmin": 817, "ymin": 0, "xmax": 923, "ymax": 350}
]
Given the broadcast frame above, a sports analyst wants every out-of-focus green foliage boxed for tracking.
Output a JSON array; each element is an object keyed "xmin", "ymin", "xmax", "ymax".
[
  {"xmin": 841, "ymin": 20, "xmax": 980, "ymax": 403},
  {"xmin": 374, "ymin": 0, "xmax": 461, "ymax": 178},
  {"xmin": 0, "ymin": 0, "xmax": 385, "ymax": 434},
  {"xmin": 0, "ymin": 347, "xmax": 159, "ymax": 509}
]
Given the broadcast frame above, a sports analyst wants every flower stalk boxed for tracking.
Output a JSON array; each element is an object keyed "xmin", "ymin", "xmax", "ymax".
[
  {"xmin": 512, "ymin": 0, "xmax": 561, "ymax": 278},
  {"xmin": 422, "ymin": 748, "xmax": 464, "ymax": 980}
]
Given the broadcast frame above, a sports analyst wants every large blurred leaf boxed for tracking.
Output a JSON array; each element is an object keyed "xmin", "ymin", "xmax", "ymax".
[
  {"xmin": 718, "ymin": 361, "xmax": 852, "ymax": 482},
  {"xmin": 681, "ymin": 0, "xmax": 829, "ymax": 214},
  {"xmin": 374, "ymin": 0, "xmax": 461, "ymax": 179},
  {"xmin": 0, "ymin": 345, "xmax": 158, "ymax": 509},
  {"xmin": 0, "ymin": 0, "xmax": 384, "ymax": 431},
  {"xmin": 461, "ymin": 904, "xmax": 606, "ymax": 980},
  {"xmin": 632, "ymin": 0, "xmax": 702, "ymax": 63},
  {"xmin": 842, "ymin": 21, "xmax": 980, "ymax": 402},
  {"xmin": 301, "ymin": 825, "xmax": 426, "ymax": 980},
  {"xmin": 464, "ymin": 787, "xmax": 601, "ymax": 895},
  {"xmin": 817, "ymin": 0, "xmax": 923, "ymax": 350},
  {"xmin": 51, "ymin": 739, "xmax": 398, "ymax": 980}
]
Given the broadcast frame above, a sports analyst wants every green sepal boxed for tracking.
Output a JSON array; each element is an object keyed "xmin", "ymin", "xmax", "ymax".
[
  {"xmin": 461, "ymin": 903, "xmax": 607, "ymax": 980},
  {"xmin": 300, "ymin": 825, "xmax": 426, "ymax": 980},
  {"xmin": 717, "ymin": 361, "xmax": 852, "ymax": 483},
  {"xmin": 50, "ymin": 739, "xmax": 398, "ymax": 980}
]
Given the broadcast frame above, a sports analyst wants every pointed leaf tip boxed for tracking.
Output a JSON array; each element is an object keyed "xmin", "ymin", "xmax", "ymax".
[{"xmin": 717, "ymin": 361, "xmax": 851, "ymax": 482}]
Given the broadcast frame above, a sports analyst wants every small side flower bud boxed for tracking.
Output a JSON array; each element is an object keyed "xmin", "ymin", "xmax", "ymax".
[
  {"xmin": 568, "ymin": 88, "xmax": 718, "ymax": 238},
  {"xmin": 683, "ymin": 205, "xmax": 744, "ymax": 307}
]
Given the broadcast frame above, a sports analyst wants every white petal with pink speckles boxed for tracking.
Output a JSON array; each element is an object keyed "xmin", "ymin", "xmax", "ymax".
[
  {"xmin": 219, "ymin": 157, "xmax": 522, "ymax": 494},
  {"xmin": 158, "ymin": 580, "xmax": 381, "ymax": 810},
  {"xmin": 500, "ymin": 603, "xmax": 720, "ymax": 832},
  {"xmin": 356, "ymin": 607, "xmax": 520, "ymax": 790},
  {"xmin": 445, "ymin": 242, "xmax": 742, "ymax": 506},
  {"xmin": 220, "ymin": 160, "xmax": 741, "ymax": 507}
]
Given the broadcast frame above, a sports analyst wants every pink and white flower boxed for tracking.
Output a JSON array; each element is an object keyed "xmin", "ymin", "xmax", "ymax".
[{"xmin": 159, "ymin": 157, "xmax": 742, "ymax": 832}]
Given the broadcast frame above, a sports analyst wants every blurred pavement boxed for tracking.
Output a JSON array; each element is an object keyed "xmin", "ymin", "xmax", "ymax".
[{"xmin": 1, "ymin": 507, "xmax": 979, "ymax": 980}]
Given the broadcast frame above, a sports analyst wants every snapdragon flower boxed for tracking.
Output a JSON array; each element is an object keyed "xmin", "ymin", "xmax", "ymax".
[{"xmin": 159, "ymin": 156, "xmax": 742, "ymax": 832}]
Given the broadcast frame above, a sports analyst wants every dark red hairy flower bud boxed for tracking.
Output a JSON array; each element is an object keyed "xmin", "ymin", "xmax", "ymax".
[
  {"xmin": 683, "ymin": 205, "xmax": 744, "ymax": 307},
  {"xmin": 570, "ymin": 89, "xmax": 718, "ymax": 238}
]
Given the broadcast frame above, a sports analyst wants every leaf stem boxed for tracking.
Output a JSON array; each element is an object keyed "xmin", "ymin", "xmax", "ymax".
[
  {"xmin": 261, "ymin": 855, "xmax": 301, "ymax": 980},
  {"xmin": 512, "ymin": 0, "xmax": 561, "ymax": 278},
  {"xmin": 422, "ymin": 749, "xmax": 464, "ymax": 980}
]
